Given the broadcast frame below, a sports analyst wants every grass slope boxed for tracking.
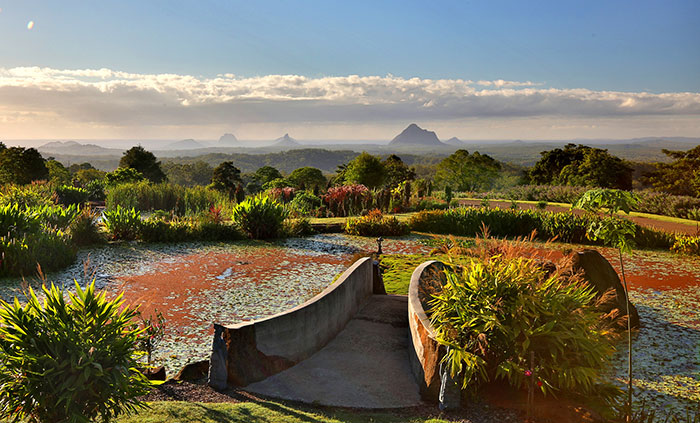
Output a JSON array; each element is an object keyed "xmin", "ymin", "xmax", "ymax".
[{"xmin": 115, "ymin": 401, "xmax": 448, "ymax": 423}]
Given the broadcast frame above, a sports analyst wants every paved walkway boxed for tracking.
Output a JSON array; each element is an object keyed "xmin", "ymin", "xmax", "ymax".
[{"xmin": 244, "ymin": 295, "xmax": 423, "ymax": 408}]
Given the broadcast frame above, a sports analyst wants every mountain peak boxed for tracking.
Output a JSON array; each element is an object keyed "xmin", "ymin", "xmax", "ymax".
[
  {"xmin": 218, "ymin": 133, "xmax": 238, "ymax": 145},
  {"xmin": 389, "ymin": 124, "xmax": 444, "ymax": 146},
  {"xmin": 274, "ymin": 133, "xmax": 300, "ymax": 147}
]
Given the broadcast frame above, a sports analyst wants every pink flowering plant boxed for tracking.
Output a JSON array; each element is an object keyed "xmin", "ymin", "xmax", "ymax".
[{"xmin": 137, "ymin": 310, "xmax": 167, "ymax": 366}]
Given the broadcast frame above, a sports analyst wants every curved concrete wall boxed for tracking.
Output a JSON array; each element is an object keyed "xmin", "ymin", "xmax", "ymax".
[
  {"xmin": 407, "ymin": 260, "xmax": 447, "ymax": 401},
  {"xmin": 209, "ymin": 257, "xmax": 375, "ymax": 388}
]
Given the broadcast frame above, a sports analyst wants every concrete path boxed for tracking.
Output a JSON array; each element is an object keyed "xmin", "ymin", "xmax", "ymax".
[{"xmin": 245, "ymin": 295, "xmax": 423, "ymax": 408}]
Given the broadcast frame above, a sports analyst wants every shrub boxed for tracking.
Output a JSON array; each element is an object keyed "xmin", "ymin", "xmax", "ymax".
[
  {"xmin": 0, "ymin": 231, "xmax": 75, "ymax": 277},
  {"xmin": 55, "ymin": 185, "xmax": 89, "ymax": 206},
  {"xmin": 429, "ymin": 255, "xmax": 616, "ymax": 396},
  {"xmin": 68, "ymin": 208, "xmax": 105, "ymax": 246},
  {"xmin": 289, "ymin": 191, "xmax": 322, "ymax": 217},
  {"xmin": 231, "ymin": 195, "xmax": 288, "ymax": 239},
  {"xmin": 0, "ymin": 184, "xmax": 55, "ymax": 209},
  {"xmin": 34, "ymin": 204, "xmax": 81, "ymax": 230},
  {"xmin": 536, "ymin": 200, "xmax": 548, "ymax": 210},
  {"xmin": 0, "ymin": 282, "xmax": 150, "ymax": 422},
  {"xmin": 0, "ymin": 203, "xmax": 40, "ymax": 236},
  {"xmin": 345, "ymin": 209, "xmax": 410, "ymax": 236},
  {"xmin": 408, "ymin": 207, "xmax": 673, "ymax": 250},
  {"xmin": 282, "ymin": 218, "xmax": 315, "ymax": 237},
  {"xmin": 671, "ymin": 236, "xmax": 700, "ymax": 256},
  {"xmin": 103, "ymin": 206, "xmax": 142, "ymax": 241},
  {"xmin": 84, "ymin": 179, "xmax": 106, "ymax": 202},
  {"xmin": 413, "ymin": 198, "xmax": 449, "ymax": 212}
]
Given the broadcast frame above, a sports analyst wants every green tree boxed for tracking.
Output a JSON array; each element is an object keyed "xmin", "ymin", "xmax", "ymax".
[
  {"xmin": 574, "ymin": 188, "xmax": 640, "ymax": 421},
  {"xmin": 254, "ymin": 166, "xmax": 283, "ymax": 186},
  {"xmin": 75, "ymin": 168, "xmax": 106, "ymax": 185},
  {"xmin": 435, "ymin": 149, "xmax": 501, "ymax": 192},
  {"xmin": 46, "ymin": 159, "xmax": 72, "ymax": 185},
  {"xmin": 644, "ymin": 145, "xmax": 700, "ymax": 197},
  {"xmin": 210, "ymin": 161, "xmax": 243, "ymax": 199},
  {"xmin": 105, "ymin": 167, "xmax": 145, "ymax": 186},
  {"xmin": 162, "ymin": 161, "xmax": 213, "ymax": 186},
  {"xmin": 119, "ymin": 146, "xmax": 166, "ymax": 183},
  {"xmin": 383, "ymin": 154, "xmax": 416, "ymax": 189},
  {"xmin": 0, "ymin": 146, "xmax": 48, "ymax": 185},
  {"xmin": 529, "ymin": 144, "xmax": 632, "ymax": 190},
  {"xmin": 343, "ymin": 152, "xmax": 386, "ymax": 189},
  {"xmin": 286, "ymin": 167, "xmax": 327, "ymax": 191}
]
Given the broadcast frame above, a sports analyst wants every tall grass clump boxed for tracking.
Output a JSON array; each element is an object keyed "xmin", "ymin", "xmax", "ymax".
[
  {"xmin": 106, "ymin": 182, "xmax": 232, "ymax": 216},
  {"xmin": 0, "ymin": 282, "xmax": 151, "ymax": 422},
  {"xmin": 429, "ymin": 253, "xmax": 617, "ymax": 397},
  {"xmin": 231, "ymin": 194, "xmax": 287, "ymax": 239}
]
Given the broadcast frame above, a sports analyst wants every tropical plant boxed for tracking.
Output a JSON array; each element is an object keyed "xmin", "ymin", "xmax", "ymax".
[
  {"xmin": 574, "ymin": 188, "xmax": 640, "ymax": 421},
  {"xmin": 103, "ymin": 205, "xmax": 142, "ymax": 240},
  {"xmin": 0, "ymin": 281, "xmax": 151, "ymax": 422},
  {"xmin": 34, "ymin": 204, "xmax": 81, "ymax": 230},
  {"xmin": 0, "ymin": 203, "xmax": 41, "ymax": 236},
  {"xmin": 323, "ymin": 184, "xmax": 371, "ymax": 217},
  {"xmin": 429, "ymin": 254, "xmax": 616, "ymax": 397},
  {"xmin": 671, "ymin": 235, "xmax": 700, "ymax": 256},
  {"xmin": 68, "ymin": 207, "xmax": 105, "ymax": 246},
  {"xmin": 231, "ymin": 194, "xmax": 288, "ymax": 239},
  {"xmin": 0, "ymin": 230, "xmax": 75, "ymax": 277},
  {"xmin": 0, "ymin": 184, "xmax": 55, "ymax": 208}
]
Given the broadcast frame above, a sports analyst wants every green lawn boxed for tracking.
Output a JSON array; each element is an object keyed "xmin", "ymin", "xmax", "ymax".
[{"xmin": 115, "ymin": 401, "xmax": 449, "ymax": 423}]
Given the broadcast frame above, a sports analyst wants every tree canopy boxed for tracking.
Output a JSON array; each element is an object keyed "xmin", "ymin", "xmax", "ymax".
[
  {"xmin": 342, "ymin": 152, "xmax": 386, "ymax": 189},
  {"xmin": 644, "ymin": 145, "xmax": 700, "ymax": 197},
  {"xmin": 210, "ymin": 161, "xmax": 243, "ymax": 199},
  {"xmin": 0, "ymin": 146, "xmax": 48, "ymax": 185},
  {"xmin": 383, "ymin": 154, "xmax": 416, "ymax": 189},
  {"xmin": 254, "ymin": 166, "xmax": 283, "ymax": 186},
  {"xmin": 119, "ymin": 146, "xmax": 166, "ymax": 183},
  {"xmin": 435, "ymin": 149, "xmax": 501, "ymax": 192},
  {"xmin": 162, "ymin": 161, "xmax": 213, "ymax": 187},
  {"xmin": 528, "ymin": 144, "xmax": 632, "ymax": 190},
  {"xmin": 286, "ymin": 167, "xmax": 326, "ymax": 191}
]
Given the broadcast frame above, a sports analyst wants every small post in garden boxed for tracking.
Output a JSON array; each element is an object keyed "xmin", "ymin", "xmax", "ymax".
[{"xmin": 376, "ymin": 236, "xmax": 383, "ymax": 255}]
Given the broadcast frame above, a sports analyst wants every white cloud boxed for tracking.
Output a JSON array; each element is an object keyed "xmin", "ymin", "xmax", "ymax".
[{"xmin": 0, "ymin": 66, "xmax": 698, "ymax": 139}]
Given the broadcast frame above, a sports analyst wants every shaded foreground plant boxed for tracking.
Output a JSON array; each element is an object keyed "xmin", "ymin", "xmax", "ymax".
[
  {"xmin": 429, "ymin": 253, "xmax": 618, "ymax": 398},
  {"xmin": 0, "ymin": 281, "xmax": 151, "ymax": 422},
  {"xmin": 575, "ymin": 188, "xmax": 640, "ymax": 422}
]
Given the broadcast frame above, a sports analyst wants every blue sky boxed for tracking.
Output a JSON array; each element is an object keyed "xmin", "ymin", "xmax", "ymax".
[{"xmin": 0, "ymin": 1, "xmax": 698, "ymax": 140}]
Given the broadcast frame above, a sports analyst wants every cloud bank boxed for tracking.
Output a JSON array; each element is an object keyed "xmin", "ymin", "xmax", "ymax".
[{"xmin": 0, "ymin": 66, "xmax": 698, "ymax": 139}]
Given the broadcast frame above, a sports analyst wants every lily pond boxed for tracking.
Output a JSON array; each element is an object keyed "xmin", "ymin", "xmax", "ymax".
[{"xmin": 0, "ymin": 234, "xmax": 698, "ymax": 415}]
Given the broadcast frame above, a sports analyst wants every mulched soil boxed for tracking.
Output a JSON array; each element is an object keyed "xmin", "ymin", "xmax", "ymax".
[{"xmin": 459, "ymin": 199, "xmax": 700, "ymax": 236}]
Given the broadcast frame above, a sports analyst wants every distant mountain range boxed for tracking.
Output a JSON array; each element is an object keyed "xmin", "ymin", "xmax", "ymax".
[
  {"xmin": 165, "ymin": 139, "xmax": 205, "ymax": 150},
  {"xmin": 34, "ymin": 128, "xmax": 700, "ymax": 171},
  {"xmin": 389, "ymin": 123, "xmax": 445, "ymax": 146}
]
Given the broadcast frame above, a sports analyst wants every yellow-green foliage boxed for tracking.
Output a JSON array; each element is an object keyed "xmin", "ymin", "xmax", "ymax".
[
  {"xmin": 0, "ymin": 282, "xmax": 151, "ymax": 422},
  {"xmin": 429, "ymin": 255, "xmax": 617, "ymax": 397},
  {"xmin": 106, "ymin": 182, "xmax": 233, "ymax": 216},
  {"xmin": 671, "ymin": 235, "xmax": 700, "ymax": 256}
]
